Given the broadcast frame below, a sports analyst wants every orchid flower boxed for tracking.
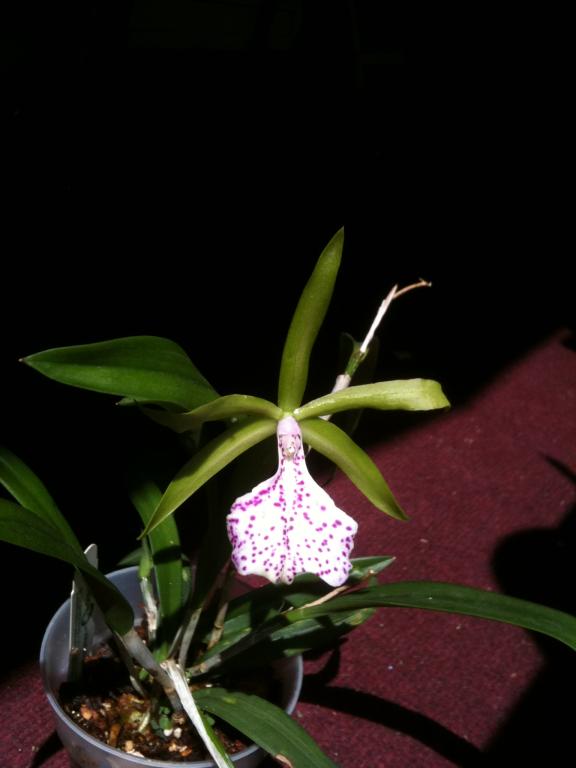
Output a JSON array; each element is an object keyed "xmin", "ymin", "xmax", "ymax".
[{"xmin": 227, "ymin": 416, "xmax": 358, "ymax": 587}]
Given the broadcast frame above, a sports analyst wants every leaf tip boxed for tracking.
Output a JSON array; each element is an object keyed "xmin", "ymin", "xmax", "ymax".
[
  {"xmin": 384, "ymin": 504, "xmax": 409, "ymax": 522},
  {"xmin": 327, "ymin": 226, "xmax": 345, "ymax": 255}
]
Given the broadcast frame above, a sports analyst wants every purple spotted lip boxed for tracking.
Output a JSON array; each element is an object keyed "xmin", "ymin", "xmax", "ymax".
[{"xmin": 227, "ymin": 416, "xmax": 358, "ymax": 587}]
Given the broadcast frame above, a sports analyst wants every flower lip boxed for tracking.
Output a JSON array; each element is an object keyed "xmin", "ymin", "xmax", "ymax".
[{"xmin": 227, "ymin": 416, "xmax": 358, "ymax": 587}]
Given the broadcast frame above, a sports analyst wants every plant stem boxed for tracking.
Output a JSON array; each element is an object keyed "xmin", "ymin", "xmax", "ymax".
[
  {"xmin": 328, "ymin": 278, "xmax": 431, "ymax": 398},
  {"xmin": 177, "ymin": 560, "xmax": 231, "ymax": 668},
  {"xmin": 207, "ymin": 564, "xmax": 234, "ymax": 651},
  {"xmin": 119, "ymin": 628, "xmax": 182, "ymax": 712},
  {"xmin": 177, "ymin": 605, "xmax": 203, "ymax": 669}
]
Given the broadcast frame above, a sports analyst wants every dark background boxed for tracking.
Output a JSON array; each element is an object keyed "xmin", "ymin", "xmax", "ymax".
[{"xmin": 1, "ymin": 2, "xmax": 572, "ymax": 667}]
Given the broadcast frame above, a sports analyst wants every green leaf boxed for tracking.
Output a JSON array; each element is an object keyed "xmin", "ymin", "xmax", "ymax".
[
  {"xmin": 143, "ymin": 395, "xmax": 282, "ymax": 433},
  {"xmin": 0, "ymin": 446, "xmax": 80, "ymax": 551},
  {"xmin": 195, "ymin": 689, "xmax": 338, "ymax": 768},
  {"xmin": 0, "ymin": 499, "xmax": 133, "ymax": 633},
  {"xmin": 130, "ymin": 479, "xmax": 184, "ymax": 656},
  {"xmin": 209, "ymin": 608, "xmax": 376, "ymax": 670},
  {"xmin": 347, "ymin": 555, "xmax": 396, "ymax": 580},
  {"xmin": 258, "ymin": 609, "xmax": 373, "ymax": 659},
  {"xmin": 295, "ymin": 379, "xmax": 450, "ymax": 421},
  {"xmin": 23, "ymin": 336, "xmax": 218, "ymax": 411},
  {"xmin": 142, "ymin": 417, "xmax": 278, "ymax": 535},
  {"xmin": 286, "ymin": 581, "xmax": 576, "ymax": 652},
  {"xmin": 217, "ymin": 555, "xmax": 395, "ymax": 642},
  {"xmin": 300, "ymin": 418, "xmax": 407, "ymax": 520},
  {"xmin": 201, "ymin": 557, "xmax": 395, "ymax": 665},
  {"xmin": 118, "ymin": 546, "xmax": 143, "ymax": 566},
  {"xmin": 138, "ymin": 538, "xmax": 154, "ymax": 579},
  {"xmin": 278, "ymin": 228, "xmax": 344, "ymax": 411}
]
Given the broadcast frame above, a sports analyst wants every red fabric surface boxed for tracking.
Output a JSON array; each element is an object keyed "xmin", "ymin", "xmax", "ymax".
[{"xmin": 2, "ymin": 332, "xmax": 575, "ymax": 768}]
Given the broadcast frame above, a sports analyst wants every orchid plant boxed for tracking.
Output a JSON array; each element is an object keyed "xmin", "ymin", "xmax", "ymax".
[{"xmin": 1, "ymin": 228, "xmax": 576, "ymax": 767}]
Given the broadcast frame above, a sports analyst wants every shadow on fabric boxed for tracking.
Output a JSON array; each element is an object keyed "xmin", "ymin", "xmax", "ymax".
[{"xmin": 482, "ymin": 455, "xmax": 576, "ymax": 764}]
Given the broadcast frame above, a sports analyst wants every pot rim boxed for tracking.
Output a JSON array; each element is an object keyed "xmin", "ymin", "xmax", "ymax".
[{"xmin": 40, "ymin": 566, "xmax": 304, "ymax": 768}]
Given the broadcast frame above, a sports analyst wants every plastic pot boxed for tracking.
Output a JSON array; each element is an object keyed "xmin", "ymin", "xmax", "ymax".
[{"xmin": 40, "ymin": 566, "xmax": 303, "ymax": 768}]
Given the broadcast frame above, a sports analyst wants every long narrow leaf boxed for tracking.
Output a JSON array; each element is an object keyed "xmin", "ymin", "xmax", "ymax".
[
  {"xmin": 286, "ymin": 581, "xmax": 576, "ymax": 652},
  {"xmin": 0, "ymin": 499, "xmax": 133, "ymax": 633},
  {"xmin": 130, "ymin": 479, "xmax": 184, "ymax": 656},
  {"xmin": 204, "ymin": 608, "xmax": 376, "ymax": 671},
  {"xmin": 144, "ymin": 395, "xmax": 282, "ymax": 433},
  {"xmin": 278, "ymin": 228, "xmax": 344, "ymax": 411},
  {"xmin": 210, "ymin": 577, "xmax": 576, "ymax": 668},
  {"xmin": 195, "ymin": 688, "xmax": 338, "ymax": 768},
  {"xmin": 212, "ymin": 556, "xmax": 395, "ymax": 648},
  {"xmin": 300, "ymin": 418, "xmax": 407, "ymax": 520},
  {"xmin": 143, "ymin": 417, "xmax": 277, "ymax": 535},
  {"xmin": 199, "ymin": 558, "xmax": 394, "ymax": 667},
  {"xmin": 0, "ymin": 446, "xmax": 80, "ymax": 551},
  {"xmin": 23, "ymin": 336, "xmax": 218, "ymax": 411},
  {"xmin": 295, "ymin": 379, "xmax": 450, "ymax": 421}
]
